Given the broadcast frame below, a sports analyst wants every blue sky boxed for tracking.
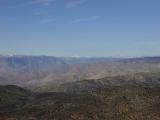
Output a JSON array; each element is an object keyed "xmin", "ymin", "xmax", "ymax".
[{"xmin": 0, "ymin": 0, "xmax": 160, "ymax": 57}]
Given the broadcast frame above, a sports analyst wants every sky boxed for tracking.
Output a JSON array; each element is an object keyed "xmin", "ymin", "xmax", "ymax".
[{"xmin": 0, "ymin": 0, "xmax": 160, "ymax": 57}]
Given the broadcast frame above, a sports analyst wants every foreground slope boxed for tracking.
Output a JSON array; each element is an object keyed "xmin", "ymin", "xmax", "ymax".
[{"xmin": 0, "ymin": 85, "xmax": 160, "ymax": 120}]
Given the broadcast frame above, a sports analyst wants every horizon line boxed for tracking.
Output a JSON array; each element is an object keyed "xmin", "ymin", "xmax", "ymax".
[{"xmin": 0, "ymin": 54, "xmax": 160, "ymax": 59}]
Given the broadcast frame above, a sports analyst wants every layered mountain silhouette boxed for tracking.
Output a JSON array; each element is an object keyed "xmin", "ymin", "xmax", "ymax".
[{"xmin": 0, "ymin": 55, "xmax": 160, "ymax": 92}]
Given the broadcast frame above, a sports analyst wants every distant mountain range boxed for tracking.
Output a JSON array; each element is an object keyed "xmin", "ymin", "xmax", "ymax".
[
  {"xmin": 0, "ymin": 55, "xmax": 160, "ymax": 92},
  {"xmin": 0, "ymin": 55, "xmax": 121, "ymax": 72}
]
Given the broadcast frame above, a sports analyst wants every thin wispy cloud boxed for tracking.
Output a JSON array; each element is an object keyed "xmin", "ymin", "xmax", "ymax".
[
  {"xmin": 71, "ymin": 16, "xmax": 100, "ymax": 23},
  {"xmin": 30, "ymin": 0, "xmax": 56, "ymax": 6},
  {"xmin": 34, "ymin": 10, "xmax": 49, "ymax": 16},
  {"xmin": 5, "ymin": 0, "xmax": 56, "ymax": 8},
  {"xmin": 35, "ymin": 11, "xmax": 43, "ymax": 15},
  {"xmin": 65, "ymin": 0, "xmax": 88, "ymax": 8},
  {"xmin": 40, "ymin": 18, "xmax": 55, "ymax": 23}
]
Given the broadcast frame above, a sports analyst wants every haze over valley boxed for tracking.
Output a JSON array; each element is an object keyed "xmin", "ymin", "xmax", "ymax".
[{"xmin": 0, "ymin": 55, "xmax": 160, "ymax": 92}]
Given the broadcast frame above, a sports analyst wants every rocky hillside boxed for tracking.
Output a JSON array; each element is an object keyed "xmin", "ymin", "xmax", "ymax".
[{"xmin": 0, "ymin": 85, "xmax": 160, "ymax": 120}]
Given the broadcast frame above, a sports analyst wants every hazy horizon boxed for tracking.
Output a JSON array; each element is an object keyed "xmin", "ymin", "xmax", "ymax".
[{"xmin": 1, "ymin": 54, "xmax": 160, "ymax": 59}]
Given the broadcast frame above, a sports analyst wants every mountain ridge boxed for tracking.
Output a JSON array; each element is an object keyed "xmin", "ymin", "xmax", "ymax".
[{"xmin": 0, "ymin": 55, "xmax": 160, "ymax": 92}]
